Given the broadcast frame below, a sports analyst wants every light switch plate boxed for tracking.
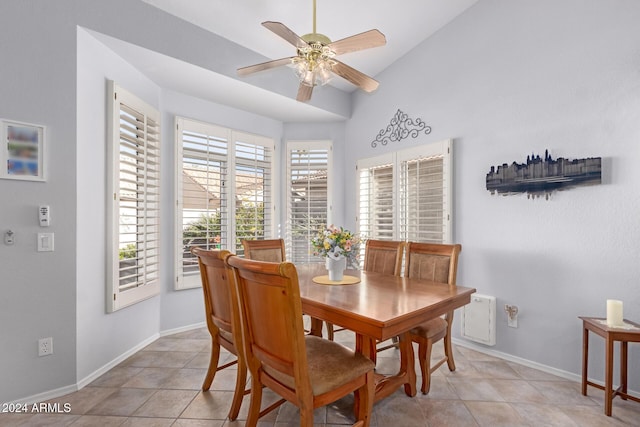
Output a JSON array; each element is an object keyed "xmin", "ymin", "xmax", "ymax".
[{"xmin": 37, "ymin": 233, "xmax": 54, "ymax": 252}]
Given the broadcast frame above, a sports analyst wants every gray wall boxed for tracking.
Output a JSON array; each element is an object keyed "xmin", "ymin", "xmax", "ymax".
[{"xmin": 344, "ymin": 0, "xmax": 640, "ymax": 385}]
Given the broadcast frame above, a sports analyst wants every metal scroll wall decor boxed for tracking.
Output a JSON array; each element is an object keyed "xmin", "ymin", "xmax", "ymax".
[
  {"xmin": 371, "ymin": 109, "xmax": 431, "ymax": 148},
  {"xmin": 486, "ymin": 149, "xmax": 601, "ymax": 199}
]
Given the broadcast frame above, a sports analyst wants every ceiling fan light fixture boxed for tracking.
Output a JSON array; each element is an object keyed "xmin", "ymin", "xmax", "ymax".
[{"xmin": 292, "ymin": 40, "xmax": 335, "ymax": 87}]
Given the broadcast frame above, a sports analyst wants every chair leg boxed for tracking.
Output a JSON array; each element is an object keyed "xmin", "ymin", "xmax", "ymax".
[
  {"xmin": 202, "ymin": 338, "xmax": 221, "ymax": 391},
  {"xmin": 418, "ymin": 339, "xmax": 433, "ymax": 395},
  {"xmin": 444, "ymin": 328, "xmax": 455, "ymax": 372},
  {"xmin": 354, "ymin": 370, "xmax": 375, "ymax": 427},
  {"xmin": 327, "ymin": 322, "xmax": 335, "ymax": 341},
  {"xmin": 245, "ymin": 377, "xmax": 263, "ymax": 427},
  {"xmin": 227, "ymin": 356, "xmax": 247, "ymax": 420}
]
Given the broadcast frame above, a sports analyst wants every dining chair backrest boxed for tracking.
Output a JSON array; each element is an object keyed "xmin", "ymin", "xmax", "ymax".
[
  {"xmin": 363, "ymin": 239, "xmax": 405, "ymax": 276},
  {"xmin": 192, "ymin": 247, "xmax": 236, "ymax": 345},
  {"xmin": 242, "ymin": 238, "xmax": 286, "ymax": 262},
  {"xmin": 404, "ymin": 242, "xmax": 462, "ymax": 285},
  {"xmin": 225, "ymin": 256, "xmax": 309, "ymax": 389},
  {"xmin": 191, "ymin": 247, "xmax": 247, "ymax": 419}
]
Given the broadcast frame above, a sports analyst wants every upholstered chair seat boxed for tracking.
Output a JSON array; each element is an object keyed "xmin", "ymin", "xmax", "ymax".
[
  {"xmin": 263, "ymin": 335, "xmax": 374, "ymax": 396},
  {"xmin": 410, "ymin": 317, "xmax": 447, "ymax": 340}
]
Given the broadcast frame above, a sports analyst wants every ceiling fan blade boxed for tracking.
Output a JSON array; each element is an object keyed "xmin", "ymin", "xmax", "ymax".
[
  {"xmin": 262, "ymin": 21, "xmax": 307, "ymax": 49},
  {"xmin": 328, "ymin": 29, "xmax": 386, "ymax": 56},
  {"xmin": 332, "ymin": 60, "xmax": 379, "ymax": 92},
  {"xmin": 237, "ymin": 57, "xmax": 294, "ymax": 76},
  {"xmin": 297, "ymin": 83, "xmax": 314, "ymax": 102}
]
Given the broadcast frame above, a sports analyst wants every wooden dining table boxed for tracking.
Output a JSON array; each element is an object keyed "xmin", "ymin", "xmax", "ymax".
[{"xmin": 295, "ymin": 263, "xmax": 476, "ymax": 402}]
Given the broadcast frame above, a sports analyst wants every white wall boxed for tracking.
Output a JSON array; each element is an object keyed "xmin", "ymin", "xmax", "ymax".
[{"xmin": 344, "ymin": 0, "xmax": 640, "ymax": 386}]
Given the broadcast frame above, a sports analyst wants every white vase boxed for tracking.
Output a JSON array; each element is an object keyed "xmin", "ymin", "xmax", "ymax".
[{"xmin": 326, "ymin": 256, "xmax": 347, "ymax": 281}]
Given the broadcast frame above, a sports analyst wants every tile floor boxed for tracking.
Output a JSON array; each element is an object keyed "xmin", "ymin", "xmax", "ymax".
[{"xmin": 2, "ymin": 327, "xmax": 639, "ymax": 426}]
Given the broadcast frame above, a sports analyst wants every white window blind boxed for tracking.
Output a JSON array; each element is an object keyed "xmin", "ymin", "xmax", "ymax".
[
  {"xmin": 286, "ymin": 141, "xmax": 332, "ymax": 263},
  {"xmin": 356, "ymin": 139, "xmax": 452, "ymax": 250},
  {"xmin": 107, "ymin": 81, "xmax": 160, "ymax": 312},
  {"xmin": 175, "ymin": 118, "xmax": 228, "ymax": 289},
  {"xmin": 175, "ymin": 119, "xmax": 275, "ymax": 289},
  {"xmin": 233, "ymin": 133, "xmax": 273, "ymax": 255},
  {"xmin": 358, "ymin": 162, "xmax": 395, "ymax": 241},
  {"xmin": 400, "ymin": 156, "xmax": 446, "ymax": 242}
]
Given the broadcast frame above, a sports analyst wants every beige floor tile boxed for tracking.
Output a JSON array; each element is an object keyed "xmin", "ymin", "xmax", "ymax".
[
  {"xmin": 275, "ymin": 401, "xmax": 326, "ymax": 424},
  {"xmin": 90, "ymin": 367, "xmax": 145, "ymax": 388},
  {"xmin": 557, "ymin": 404, "xmax": 625, "ymax": 427},
  {"xmin": 464, "ymin": 401, "xmax": 528, "ymax": 427},
  {"xmin": 86, "ymin": 388, "xmax": 156, "ymax": 416},
  {"xmin": 414, "ymin": 376, "xmax": 459, "ymax": 400},
  {"xmin": 120, "ymin": 418, "xmax": 175, "ymax": 426},
  {"xmin": 179, "ymin": 391, "xmax": 239, "ymax": 420},
  {"xmin": 511, "ymin": 402, "xmax": 578, "ymax": 426},
  {"xmin": 529, "ymin": 380, "xmax": 599, "ymax": 406},
  {"xmin": 44, "ymin": 386, "xmax": 118, "ymax": 415},
  {"xmin": 121, "ymin": 351, "xmax": 198, "ymax": 369},
  {"xmin": 506, "ymin": 362, "xmax": 570, "ymax": 382},
  {"xmin": 373, "ymin": 389, "xmax": 425, "ymax": 427},
  {"xmin": 0, "ymin": 413, "xmax": 35, "ymax": 426},
  {"xmin": 133, "ymin": 390, "xmax": 198, "ymax": 418},
  {"xmin": 122, "ymin": 368, "xmax": 178, "ymax": 389},
  {"xmin": 447, "ymin": 378, "xmax": 505, "ymax": 401},
  {"xmin": 184, "ymin": 352, "xmax": 214, "ymax": 369},
  {"xmin": 488, "ymin": 379, "xmax": 549, "ymax": 404},
  {"xmin": 68, "ymin": 414, "xmax": 127, "ymax": 426},
  {"xmin": 162, "ymin": 368, "xmax": 208, "ymax": 390},
  {"xmin": 172, "ymin": 419, "xmax": 225, "ymax": 427},
  {"xmin": 419, "ymin": 399, "xmax": 479, "ymax": 426},
  {"xmin": 469, "ymin": 360, "xmax": 521, "ymax": 379},
  {"xmin": 456, "ymin": 346, "xmax": 504, "ymax": 362},
  {"xmin": 7, "ymin": 413, "xmax": 80, "ymax": 426}
]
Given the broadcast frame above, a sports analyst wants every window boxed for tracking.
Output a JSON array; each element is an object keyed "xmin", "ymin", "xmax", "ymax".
[
  {"xmin": 286, "ymin": 141, "xmax": 332, "ymax": 263},
  {"xmin": 107, "ymin": 81, "xmax": 160, "ymax": 312},
  {"xmin": 357, "ymin": 139, "xmax": 452, "ymax": 247},
  {"xmin": 175, "ymin": 118, "xmax": 275, "ymax": 289}
]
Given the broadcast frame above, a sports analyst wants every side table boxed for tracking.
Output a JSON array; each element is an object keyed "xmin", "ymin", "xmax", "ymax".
[{"xmin": 579, "ymin": 316, "xmax": 640, "ymax": 416}]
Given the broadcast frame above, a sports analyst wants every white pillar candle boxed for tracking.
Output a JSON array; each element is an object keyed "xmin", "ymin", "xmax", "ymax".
[{"xmin": 606, "ymin": 299, "xmax": 623, "ymax": 327}]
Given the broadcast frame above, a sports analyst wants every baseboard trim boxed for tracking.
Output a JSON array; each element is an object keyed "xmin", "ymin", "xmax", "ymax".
[
  {"xmin": 75, "ymin": 333, "xmax": 160, "ymax": 390},
  {"xmin": 452, "ymin": 337, "xmax": 640, "ymax": 398},
  {"xmin": 8, "ymin": 322, "xmax": 206, "ymax": 406},
  {"xmin": 159, "ymin": 321, "xmax": 206, "ymax": 337},
  {"xmin": 452, "ymin": 337, "xmax": 580, "ymax": 382}
]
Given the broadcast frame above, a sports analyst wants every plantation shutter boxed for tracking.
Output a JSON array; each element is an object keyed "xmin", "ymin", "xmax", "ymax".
[
  {"xmin": 400, "ymin": 156, "xmax": 446, "ymax": 242},
  {"xmin": 357, "ymin": 156, "xmax": 395, "ymax": 241},
  {"xmin": 356, "ymin": 139, "xmax": 453, "ymax": 257},
  {"xmin": 398, "ymin": 139, "xmax": 452, "ymax": 243},
  {"xmin": 233, "ymin": 132, "xmax": 274, "ymax": 255},
  {"xmin": 107, "ymin": 81, "xmax": 160, "ymax": 312},
  {"xmin": 286, "ymin": 141, "xmax": 331, "ymax": 263},
  {"xmin": 175, "ymin": 118, "xmax": 228, "ymax": 289}
]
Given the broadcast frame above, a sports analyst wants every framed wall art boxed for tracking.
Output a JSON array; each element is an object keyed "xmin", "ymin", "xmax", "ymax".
[{"xmin": 0, "ymin": 119, "xmax": 46, "ymax": 182}]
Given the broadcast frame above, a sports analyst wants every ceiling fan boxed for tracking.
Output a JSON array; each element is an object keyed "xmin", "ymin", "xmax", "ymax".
[{"xmin": 237, "ymin": 0, "xmax": 386, "ymax": 102}]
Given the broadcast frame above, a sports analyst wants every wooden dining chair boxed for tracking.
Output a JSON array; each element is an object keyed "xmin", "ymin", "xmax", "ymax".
[
  {"xmin": 404, "ymin": 242, "xmax": 462, "ymax": 394},
  {"xmin": 241, "ymin": 238, "xmax": 286, "ymax": 262},
  {"xmin": 225, "ymin": 255, "xmax": 375, "ymax": 427},
  {"xmin": 191, "ymin": 247, "xmax": 248, "ymax": 420},
  {"xmin": 327, "ymin": 239, "xmax": 405, "ymax": 341}
]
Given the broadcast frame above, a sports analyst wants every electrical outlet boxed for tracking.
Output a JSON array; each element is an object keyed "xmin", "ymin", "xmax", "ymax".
[
  {"xmin": 504, "ymin": 304, "xmax": 519, "ymax": 328},
  {"xmin": 38, "ymin": 337, "xmax": 53, "ymax": 356}
]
